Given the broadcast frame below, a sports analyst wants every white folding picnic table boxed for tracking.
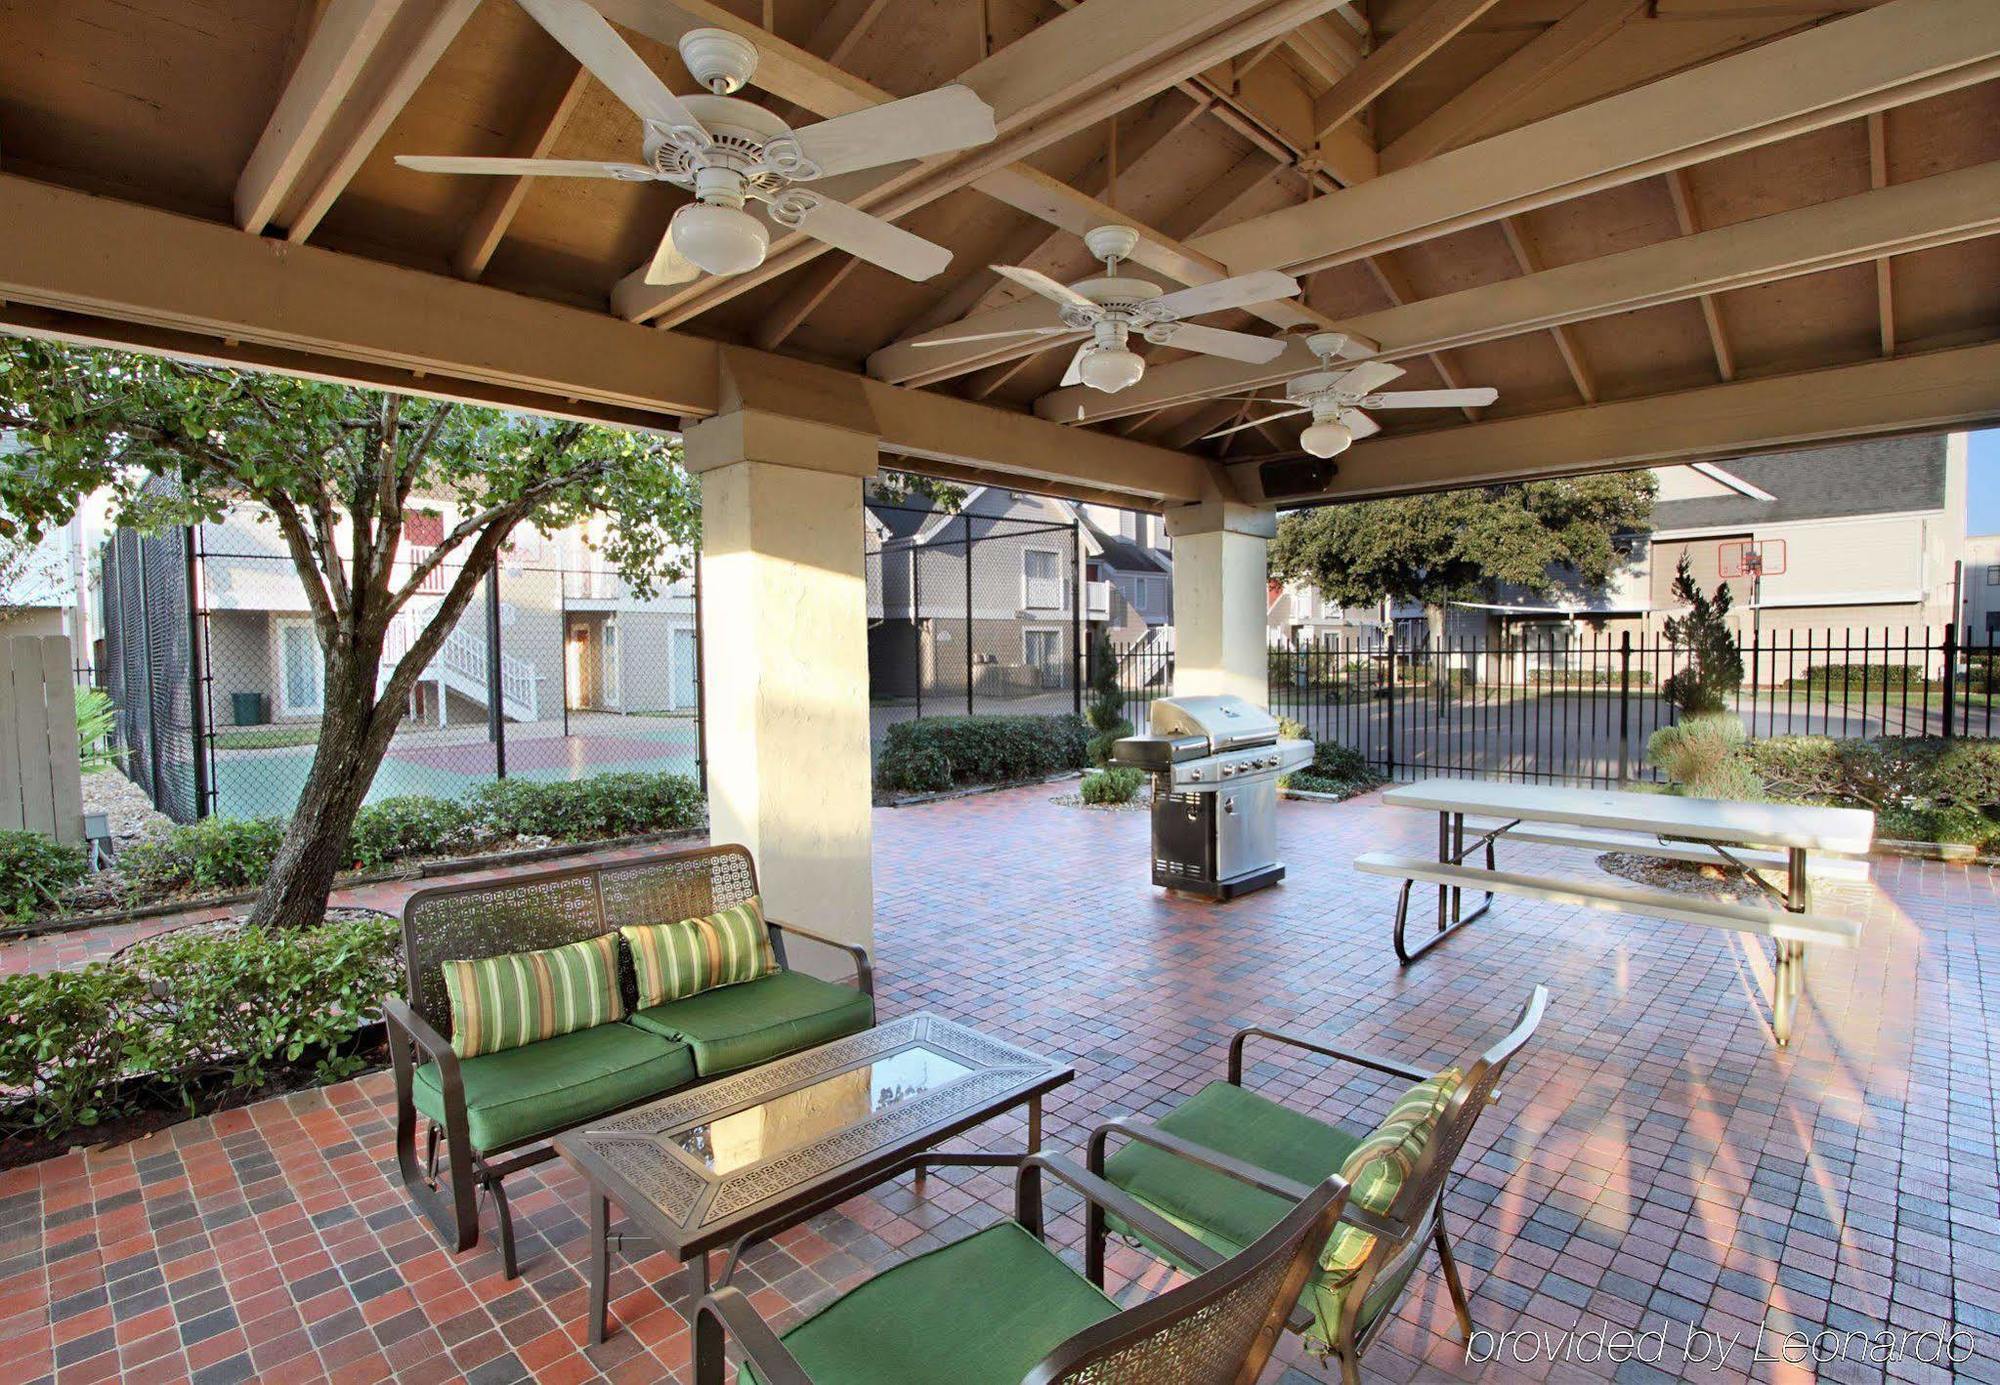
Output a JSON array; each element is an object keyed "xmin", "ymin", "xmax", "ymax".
[{"xmin": 1356, "ymin": 779, "xmax": 1874, "ymax": 1046}]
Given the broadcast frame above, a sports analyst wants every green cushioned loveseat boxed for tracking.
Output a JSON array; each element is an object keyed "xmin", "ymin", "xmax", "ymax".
[{"xmin": 385, "ymin": 844, "xmax": 874, "ymax": 1278}]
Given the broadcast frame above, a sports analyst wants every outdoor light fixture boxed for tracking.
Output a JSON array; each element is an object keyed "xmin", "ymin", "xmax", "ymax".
[
  {"xmin": 1299, "ymin": 417, "xmax": 1354, "ymax": 459},
  {"xmin": 668, "ymin": 191, "xmax": 770, "ymax": 276},
  {"xmin": 1079, "ymin": 345, "xmax": 1147, "ymax": 394}
]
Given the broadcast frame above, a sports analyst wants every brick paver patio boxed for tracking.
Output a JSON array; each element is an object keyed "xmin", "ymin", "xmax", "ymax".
[{"xmin": 1, "ymin": 784, "xmax": 1994, "ymax": 1384}]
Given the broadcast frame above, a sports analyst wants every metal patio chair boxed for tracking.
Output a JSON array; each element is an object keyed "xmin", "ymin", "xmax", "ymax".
[
  {"xmin": 694, "ymin": 1153, "xmax": 1349, "ymax": 1385},
  {"xmin": 1088, "ymin": 986, "xmax": 1548, "ymax": 1384}
]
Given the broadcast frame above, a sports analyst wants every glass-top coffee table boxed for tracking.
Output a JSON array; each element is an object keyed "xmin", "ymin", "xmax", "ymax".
[{"xmin": 554, "ymin": 1012, "xmax": 1074, "ymax": 1344}]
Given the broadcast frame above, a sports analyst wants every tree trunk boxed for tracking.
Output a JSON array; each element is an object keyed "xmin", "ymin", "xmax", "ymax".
[{"xmin": 244, "ymin": 647, "xmax": 401, "ymax": 930}]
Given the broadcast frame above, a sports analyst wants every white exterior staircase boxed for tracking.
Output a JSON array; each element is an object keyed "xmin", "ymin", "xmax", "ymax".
[{"xmin": 382, "ymin": 607, "xmax": 538, "ymax": 723}]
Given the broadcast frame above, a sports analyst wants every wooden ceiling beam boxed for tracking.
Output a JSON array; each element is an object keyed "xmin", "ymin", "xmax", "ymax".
[
  {"xmin": 453, "ymin": 59, "xmax": 590, "ymax": 281},
  {"xmin": 612, "ymin": 0, "xmax": 1345, "ymax": 325},
  {"xmin": 1361, "ymin": 253, "xmax": 1484, "ymax": 420},
  {"xmin": 1663, "ymin": 168, "xmax": 1735, "ymax": 380},
  {"xmin": 1231, "ymin": 340, "xmax": 2000, "ymax": 502},
  {"xmin": 235, "ymin": 0, "xmax": 407, "ymax": 234},
  {"xmin": 279, "ymin": 0, "xmax": 482, "ymax": 244},
  {"xmin": 1039, "ymin": 157, "xmax": 2000, "ymax": 421},
  {"xmin": 0, "ymin": 173, "xmax": 1210, "ymax": 504},
  {"xmin": 1498, "ymin": 216, "xmax": 1596, "ymax": 403},
  {"xmin": 1192, "ymin": 0, "xmax": 2000, "ymax": 277},
  {"xmin": 1310, "ymin": 0, "xmax": 1503, "ymax": 144},
  {"xmin": 1867, "ymin": 110, "xmax": 1894, "ymax": 357},
  {"xmin": 1379, "ymin": 0, "xmax": 1647, "ymax": 172}
]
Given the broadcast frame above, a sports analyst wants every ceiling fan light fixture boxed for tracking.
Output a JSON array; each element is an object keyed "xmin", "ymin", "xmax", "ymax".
[
  {"xmin": 1079, "ymin": 346, "xmax": 1145, "ymax": 394},
  {"xmin": 670, "ymin": 199, "xmax": 768, "ymax": 277},
  {"xmin": 1299, "ymin": 418, "xmax": 1354, "ymax": 459}
]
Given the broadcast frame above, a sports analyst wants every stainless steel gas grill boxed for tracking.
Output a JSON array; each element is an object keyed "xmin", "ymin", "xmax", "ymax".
[{"xmin": 1111, "ymin": 694, "xmax": 1314, "ymax": 900}]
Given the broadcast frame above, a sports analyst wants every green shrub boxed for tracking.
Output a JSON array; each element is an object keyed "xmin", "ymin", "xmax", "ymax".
[
  {"xmin": 122, "ymin": 816, "xmax": 286, "ymax": 898},
  {"xmin": 1878, "ymin": 804, "xmax": 1998, "ymax": 850},
  {"xmin": 1647, "ymin": 715, "xmax": 1757, "ymax": 799},
  {"xmin": 1661, "ymin": 554, "xmax": 1743, "ymax": 715},
  {"xmin": 0, "ymin": 911, "xmax": 400, "ymax": 1141},
  {"xmin": 0, "ymin": 830, "xmax": 87, "ymax": 923},
  {"xmin": 1786, "ymin": 662, "xmax": 1919, "ymax": 691},
  {"xmin": 1926, "ymin": 741, "xmax": 2000, "ymax": 813},
  {"xmin": 1084, "ymin": 628, "xmax": 1126, "ymax": 733},
  {"xmin": 1080, "ymin": 767, "xmax": 1144, "ymax": 805},
  {"xmin": 875, "ymin": 714, "xmax": 1090, "ymax": 793},
  {"xmin": 74, "ymin": 687, "xmax": 120, "ymax": 773},
  {"xmin": 348, "ymin": 795, "xmax": 477, "ymax": 870},
  {"xmin": 1280, "ymin": 736, "xmax": 1381, "ymax": 797},
  {"xmin": 1086, "ymin": 719, "xmax": 1133, "ymax": 768},
  {"xmin": 469, "ymin": 772, "xmax": 704, "ymax": 841}
]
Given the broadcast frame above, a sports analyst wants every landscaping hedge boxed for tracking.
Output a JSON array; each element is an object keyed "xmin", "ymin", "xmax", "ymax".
[
  {"xmin": 0, "ymin": 911, "xmax": 401, "ymax": 1145},
  {"xmin": 875, "ymin": 714, "xmax": 1090, "ymax": 794},
  {"xmin": 1081, "ymin": 766, "xmax": 1144, "ymax": 805},
  {"xmin": 0, "ymin": 831, "xmax": 87, "ymax": 924}
]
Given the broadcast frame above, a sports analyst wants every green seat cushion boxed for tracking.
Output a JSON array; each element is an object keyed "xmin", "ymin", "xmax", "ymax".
[
  {"xmin": 628, "ymin": 970, "xmax": 874, "ymax": 1076},
  {"xmin": 1099, "ymin": 1079, "xmax": 1417, "ymax": 1351},
  {"xmin": 745, "ymin": 1222, "xmax": 1117, "ymax": 1385},
  {"xmin": 413, "ymin": 1022, "xmax": 695, "ymax": 1152}
]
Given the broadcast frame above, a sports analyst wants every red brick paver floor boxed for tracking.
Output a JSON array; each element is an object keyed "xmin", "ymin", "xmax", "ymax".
[{"xmin": 1, "ymin": 785, "xmax": 1995, "ymax": 1384}]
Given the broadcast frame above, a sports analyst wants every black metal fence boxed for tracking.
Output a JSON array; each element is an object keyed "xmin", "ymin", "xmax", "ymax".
[
  {"xmin": 1267, "ymin": 626, "xmax": 1998, "ymax": 786},
  {"xmin": 99, "ymin": 522, "xmax": 705, "ymax": 824},
  {"xmin": 865, "ymin": 506, "xmax": 1084, "ymax": 736}
]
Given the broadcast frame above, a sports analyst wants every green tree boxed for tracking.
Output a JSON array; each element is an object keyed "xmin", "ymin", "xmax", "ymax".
[
  {"xmin": 1660, "ymin": 552, "xmax": 1744, "ymax": 716},
  {"xmin": 1268, "ymin": 474, "xmax": 1656, "ymax": 638},
  {"xmin": 0, "ymin": 339, "xmax": 696, "ymax": 929}
]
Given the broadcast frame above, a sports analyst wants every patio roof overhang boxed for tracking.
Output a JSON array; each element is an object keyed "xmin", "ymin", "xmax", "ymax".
[{"xmin": 0, "ymin": 0, "xmax": 1995, "ymax": 513}]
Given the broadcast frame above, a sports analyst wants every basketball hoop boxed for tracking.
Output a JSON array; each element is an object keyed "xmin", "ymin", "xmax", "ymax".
[{"xmin": 1718, "ymin": 538, "xmax": 1785, "ymax": 579}]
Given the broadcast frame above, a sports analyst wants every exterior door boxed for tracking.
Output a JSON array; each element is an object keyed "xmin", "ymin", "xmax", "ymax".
[
  {"xmin": 602, "ymin": 620, "xmax": 621, "ymax": 709},
  {"xmin": 277, "ymin": 619, "xmax": 324, "ymax": 717}
]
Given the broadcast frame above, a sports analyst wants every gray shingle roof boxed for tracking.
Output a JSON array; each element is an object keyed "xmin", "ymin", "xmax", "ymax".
[{"xmin": 1651, "ymin": 434, "xmax": 1946, "ymax": 532}]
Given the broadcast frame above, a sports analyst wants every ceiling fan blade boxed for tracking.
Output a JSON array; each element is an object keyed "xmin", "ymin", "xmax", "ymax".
[
  {"xmin": 1148, "ymin": 269, "xmax": 1300, "ymax": 320},
  {"xmin": 912, "ymin": 326, "xmax": 1074, "ymax": 348},
  {"xmin": 1361, "ymin": 387, "xmax": 1499, "ymax": 409},
  {"xmin": 1337, "ymin": 408, "xmax": 1381, "ymax": 441},
  {"xmin": 644, "ymin": 231, "xmax": 703, "ymax": 286},
  {"xmin": 1201, "ymin": 407, "xmax": 1310, "ymax": 441},
  {"xmin": 780, "ymin": 192, "xmax": 952, "ymax": 281},
  {"xmin": 1164, "ymin": 323, "xmax": 1288, "ymax": 365},
  {"xmin": 395, "ymin": 155, "xmax": 655, "ymax": 179},
  {"xmin": 1331, "ymin": 360, "xmax": 1405, "ymax": 395},
  {"xmin": 789, "ymin": 85, "xmax": 997, "ymax": 180},
  {"xmin": 1059, "ymin": 342, "xmax": 1093, "ymax": 388},
  {"xmin": 991, "ymin": 264, "xmax": 1099, "ymax": 314},
  {"xmin": 513, "ymin": 0, "xmax": 708, "ymax": 138}
]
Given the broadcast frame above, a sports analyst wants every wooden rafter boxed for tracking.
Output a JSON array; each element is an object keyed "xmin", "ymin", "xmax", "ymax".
[
  {"xmin": 453, "ymin": 59, "xmax": 589, "ymax": 281},
  {"xmin": 1361, "ymin": 253, "xmax": 1484, "ymax": 421},
  {"xmin": 1867, "ymin": 110, "xmax": 1894, "ymax": 356},
  {"xmin": 1379, "ymin": 0, "xmax": 1646, "ymax": 172},
  {"xmin": 1039, "ymin": 157, "xmax": 2000, "ymax": 421},
  {"xmin": 1663, "ymin": 168, "xmax": 1735, "ymax": 380},
  {"xmin": 1310, "ymin": 0, "xmax": 1502, "ymax": 143},
  {"xmin": 1497, "ymin": 216, "xmax": 1596, "ymax": 403}
]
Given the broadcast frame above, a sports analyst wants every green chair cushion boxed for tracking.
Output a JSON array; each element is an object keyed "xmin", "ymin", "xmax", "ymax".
[
  {"xmin": 1099, "ymin": 1079, "xmax": 1419, "ymax": 1352},
  {"xmin": 628, "ymin": 970, "xmax": 874, "ymax": 1077},
  {"xmin": 745, "ymin": 1221, "xmax": 1118, "ymax": 1385},
  {"xmin": 413, "ymin": 1021, "xmax": 695, "ymax": 1152}
]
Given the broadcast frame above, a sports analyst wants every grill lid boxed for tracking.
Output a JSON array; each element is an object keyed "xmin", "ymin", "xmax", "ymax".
[{"xmin": 1146, "ymin": 694, "xmax": 1280, "ymax": 754}]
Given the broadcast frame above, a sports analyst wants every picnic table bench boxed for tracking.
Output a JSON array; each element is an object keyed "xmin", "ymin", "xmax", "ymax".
[{"xmin": 1355, "ymin": 779, "xmax": 1874, "ymax": 1046}]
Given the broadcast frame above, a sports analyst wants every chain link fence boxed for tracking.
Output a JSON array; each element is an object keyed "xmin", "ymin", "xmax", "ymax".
[
  {"xmin": 865, "ymin": 505, "xmax": 1084, "ymax": 741},
  {"xmin": 100, "ymin": 520, "xmax": 704, "ymax": 824}
]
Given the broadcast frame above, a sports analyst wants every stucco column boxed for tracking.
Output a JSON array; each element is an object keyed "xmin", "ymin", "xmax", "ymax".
[
  {"xmin": 1167, "ymin": 500, "xmax": 1276, "ymax": 708},
  {"xmin": 684, "ymin": 409, "xmax": 878, "ymax": 953}
]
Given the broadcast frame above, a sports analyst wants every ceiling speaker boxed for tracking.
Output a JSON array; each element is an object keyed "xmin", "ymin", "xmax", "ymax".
[{"xmin": 1258, "ymin": 456, "xmax": 1336, "ymax": 500}]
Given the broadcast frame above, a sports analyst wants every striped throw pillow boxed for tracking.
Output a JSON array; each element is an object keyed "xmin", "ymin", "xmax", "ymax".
[
  {"xmin": 622, "ymin": 896, "xmax": 777, "ymax": 1008},
  {"xmin": 440, "ymin": 932, "xmax": 625, "ymax": 1059},
  {"xmin": 1318, "ymin": 1067, "xmax": 1463, "ymax": 1286}
]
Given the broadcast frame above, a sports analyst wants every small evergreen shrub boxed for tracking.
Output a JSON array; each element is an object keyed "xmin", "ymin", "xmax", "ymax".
[
  {"xmin": 1647, "ymin": 715, "xmax": 1758, "ymax": 800},
  {"xmin": 0, "ymin": 831, "xmax": 88, "ymax": 923},
  {"xmin": 1086, "ymin": 720, "xmax": 1133, "ymax": 768},
  {"xmin": 1080, "ymin": 767, "xmax": 1144, "ymax": 805},
  {"xmin": 875, "ymin": 714, "xmax": 1090, "ymax": 793},
  {"xmin": 348, "ymin": 795, "xmax": 477, "ymax": 870},
  {"xmin": 1660, "ymin": 554, "xmax": 1743, "ymax": 716},
  {"xmin": 468, "ymin": 772, "xmax": 704, "ymax": 841},
  {"xmin": 122, "ymin": 816, "xmax": 286, "ymax": 897}
]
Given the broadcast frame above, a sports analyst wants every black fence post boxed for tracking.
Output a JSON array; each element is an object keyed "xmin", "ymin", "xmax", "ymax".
[
  {"xmin": 136, "ymin": 543, "xmax": 166, "ymax": 811},
  {"xmin": 1383, "ymin": 630, "xmax": 1396, "ymax": 781},
  {"xmin": 1617, "ymin": 630, "xmax": 1632, "ymax": 785},
  {"xmin": 183, "ymin": 525, "xmax": 212, "ymax": 819},
  {"xmin": 963, "ymin": 534, "xmax": 974, "ymax": 716},
  {"xmin": 1941, "ymin": 622, "xmax": 1957, "ymax": 740},
  {"xmin": 485, "ymin": 566, "xmax": 506, "ymax": 779}
]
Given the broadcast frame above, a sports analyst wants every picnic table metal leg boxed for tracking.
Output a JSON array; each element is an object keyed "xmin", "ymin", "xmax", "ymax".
[
  {"xmin": 1772, "ymin": 846, "xmax": 1812, "ymax": 1046},
  {"xmin": 1395, "ymin": 813, "xmax": 1499, "ymax": 966},
  {"xmin": 588, "ymin": 1194, "xmax": 610, "ymax": 1346}
]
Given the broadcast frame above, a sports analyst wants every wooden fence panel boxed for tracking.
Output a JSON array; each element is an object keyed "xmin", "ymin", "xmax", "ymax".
[{"xmin": 0, "ymin": 635, "xmax": 84, "ymax": 844}]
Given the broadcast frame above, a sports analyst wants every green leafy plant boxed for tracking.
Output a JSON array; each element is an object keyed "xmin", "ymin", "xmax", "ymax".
[
  {"xmin": 121, "ymin": 816, "xmax": 287, "ymax": 897},
  {"xmin": 74, "ymin": 686, "xmax": 120, "ymax": 773},
  {"xmin": 468, "ymin": 772, "xmax": 704, "ymax": 841},
  {"xmin": 0, "ymin": 830, "xmax": 87, "ymax": 923},
  {"xmin": 1080, "ymin": 767, "xmax": 1144, "ymax": 805},
  {"xmin": 875, "ymin": 715, "xmax": 1091, "ymax": 794},
  {"xmin": 1284, "ymin": 738, "xmax": 1382, "ymax": 798},
  {"xmin": 347, "ymin": 795, "xmax": 478, "ymax": 871},
  {"xmin": 1647, "ymin": 714, "xmax": 1762, "ymax": 800},
  {"xmin": 1084, "ymin": 627, "xmax": 1126, "ymax": 733},
  {"xmin": 1086, "ymin": 722, "xmax": 1133, "ymax": 769},
  {"xmin": 0, "ymin": 965, "xmax": 156, "ymax": 1135},
  {"xmin": 1660, "ymin": 554, "xmax": 1743, "ymax": 716}
]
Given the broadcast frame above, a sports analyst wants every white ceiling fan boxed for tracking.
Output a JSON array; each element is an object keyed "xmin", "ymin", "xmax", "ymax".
[
  {"xmin": 1201, "ymin": 332, "xmax": 1498, "ymax": 456},
  {"xmin": 912, "ymin": 225, "xmax": 1297, "ymax": 394},
  {"xmin": 395, "ymin": 0, "xmax": 995, "ymax": 285}
]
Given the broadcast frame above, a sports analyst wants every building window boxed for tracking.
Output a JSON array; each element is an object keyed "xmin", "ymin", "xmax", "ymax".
[
  {"xmin": 1022, "ymin": 548, "xmax": 1063, "ymax": 609},
  {"xmin": 276, "ymin": 618, "xmax": 324, "ymax": 716},
  {"xmin": 1023, "ymin": 627, "xmax": 1064, "ymax": 687},
  {"xmin": 1987, "ymin": 565, "xmax": 2000, "ymax": 586}
]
